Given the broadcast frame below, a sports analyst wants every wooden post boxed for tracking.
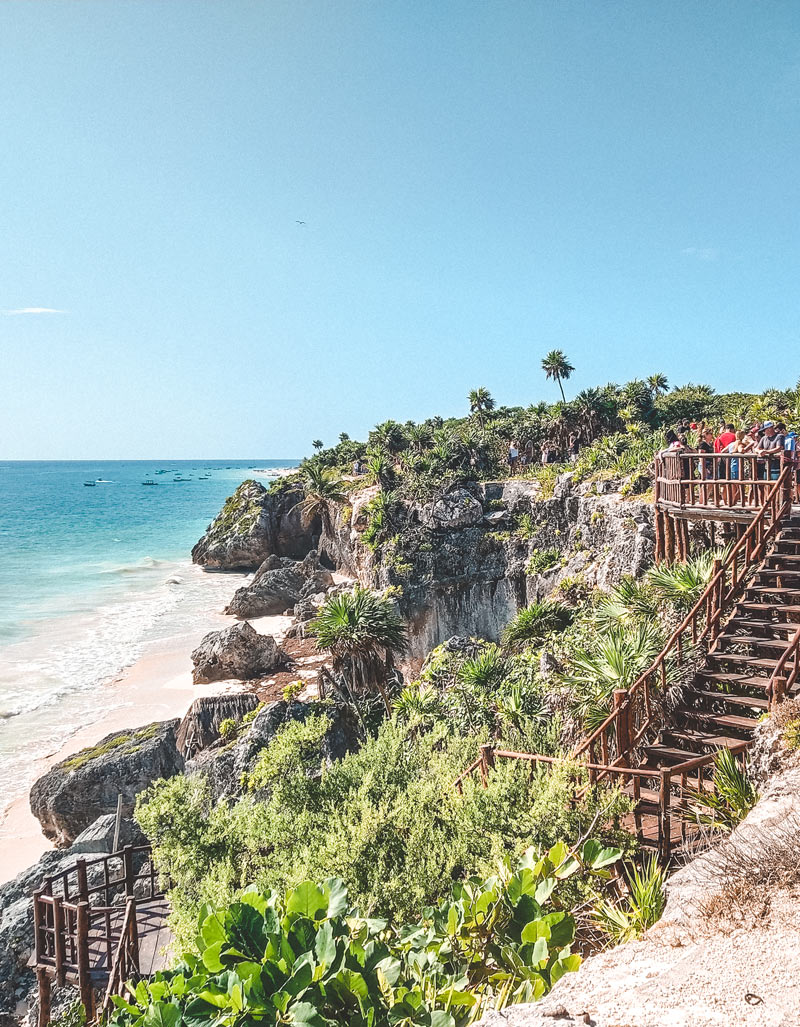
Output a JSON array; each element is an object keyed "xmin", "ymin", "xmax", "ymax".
[
  {"xmin": 664, "ymin": 514, "xmax": 675, "ymax": 563},
  {"xmin": 659, "ymin": 769, "xmax": 672, "ymax": 864},
  {"xmin": 654, "ymin": 510, "xmax": 664, "ymax": 563},
  {"xmin": 128, "ymin": 896, "xmax": 140, "ymax": 974},
  {"xmin": 772, "ymin": 676, "xmax": 787, "ymax": 709},
  {"xmin": 112, "ymin": 794, "xmax": 123, "ymax": 853},
  {"xmin": 123, "ymin": 845, "xmax": 134, "ymax": 897},
  {"xmin": 52, "ymin": 896, "xmax": 66, "ymax": 986},
  {"xmin": 711, "ymin": 558, "xmax": 722, "ymax": 640},
  {"xmin": 76, "ymin": 901, "xmax": 94, "ymax": 1020},
  {"xmin": 613, "ymin": 690, "xmax": 629, "ymax": 765},
  {"xmin": 36, "ymin": 967, "xmax": 51, "ymax": 1027},
  {"xmin": 76, "ymin": 859, "xmax": 88, "ymax": 903}
]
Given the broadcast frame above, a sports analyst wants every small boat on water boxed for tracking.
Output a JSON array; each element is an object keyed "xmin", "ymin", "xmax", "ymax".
[
  {"xmin": 142, "ymin": 480, "xmax": 157, "ymax": 486},
  {"xmin": 83, "ymin": 481, "xmax": 96, "ymax": 487}
]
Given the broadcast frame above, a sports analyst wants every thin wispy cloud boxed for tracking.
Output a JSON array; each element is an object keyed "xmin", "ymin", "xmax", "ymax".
[
  {"xmin": 682, "ymin": 247, "xmax": 719, "ymax": 262},
  {"xmin": 1, "ymin": 307, "xmax": 67, "ymax": 316}
]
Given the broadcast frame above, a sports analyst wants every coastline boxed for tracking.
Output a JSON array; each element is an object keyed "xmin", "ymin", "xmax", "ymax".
[{"xmin": 0, "ymin": 608, "xmax": 293, "ymax": 886}]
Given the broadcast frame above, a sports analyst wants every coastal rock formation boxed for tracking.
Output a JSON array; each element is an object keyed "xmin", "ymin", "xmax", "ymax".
[
  {"xmin": 29, "ymin": 720, "xmax": 184, "ymax": 847},
  {"xmin": 191, "ymin": 621, "xmax": 286, "ymax": 683},
  {"xmin": 225, "ymin": 550, "xmax": 333, "ymax": 619},
  {"xmin": 419, "ymin": 488, "xmax": 484, "ymax": 530},
  {"xmin": 176, "ymin": 692, "xmax": 261, "ymax": 758},
  {"xmin": 185, "ymin": 699, "xmax": 361, "ymax": 801},
  {"xmin": 191, "ymin": 479, "xmax": 319, "ymax": 570}
]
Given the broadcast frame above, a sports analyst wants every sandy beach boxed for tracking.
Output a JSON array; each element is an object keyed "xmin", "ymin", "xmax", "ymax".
[{"xmin": 0, "ymin": 610, "xmax": 292, "ymax": 886}]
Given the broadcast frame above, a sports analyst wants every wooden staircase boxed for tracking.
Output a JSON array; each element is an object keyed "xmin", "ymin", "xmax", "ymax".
[
  {"xmin": 455, "ymin": 466, "xmax": 799, "ymax": 863},
  {"xmin": 641, "ymin": 513, "xmax": 800, "ymax": 775}
]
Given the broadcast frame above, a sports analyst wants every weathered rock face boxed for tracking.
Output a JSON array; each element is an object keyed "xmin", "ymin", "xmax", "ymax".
[
  {"xmin": 225, "ymin": 551, "xmax": 334, "ymax": 619},
  {"xmin": 176, "ymin": 692, "xmax": 261, "ymax": 759},
  {"xmin": 185, "ymin": 699, "xmax": 361, "ymax": 801},
  {"xmin": 419, "ymin": 488, "xmax": 484, "ymax": 530},
  {"xmin": 321, "ymin": 475, "xmax": 655, "ymax": 670},
  {"xmin": 191, "ymin": 621, "xmax": 286, "ymax": 684},
  {"xmin": 191, "ymin": 479, "xmax": 319, "ymax": 570},
  {"xmin": 29, "ymin": 720, "xmax": 184, "ymax": 847}
]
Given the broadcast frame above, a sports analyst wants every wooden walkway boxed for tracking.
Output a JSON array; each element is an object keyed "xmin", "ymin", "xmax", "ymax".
[
  {"xmin": 456, "ymin": 464, "xmax": 800, "ymax": 863},
  {"xmin": 31, "ymin": 845, "xmax": 172, "ymax": 1024}
]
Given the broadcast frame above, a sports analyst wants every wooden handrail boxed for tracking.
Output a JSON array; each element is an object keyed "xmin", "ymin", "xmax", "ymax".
[
  {"xmin": 766, "ymin": 622, "xmax": 800, "ymax": 707},
  {"xmin": 100, "ymin": 897, "xmax": 139, "ymax": 1020},
  {"xmin": 574, "ymin": 464, "xmax": 792, "ymax": 770}
]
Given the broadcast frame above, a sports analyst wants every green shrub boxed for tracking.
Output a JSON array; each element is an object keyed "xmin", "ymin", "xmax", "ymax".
[
  {"xmin": 526, "ymin": 547, "xmax": 560, "ymax": 576},
  {"xmin": 594, "ymin": 855, "xmax": 666, "ymax": 943},
  {"xmin": 783, "ymin": 718, "xmax": 800, "ymax": 751},
  {"xmin": 218, "ymin": 718, "xmax": 238, "ymax": 741},
  {"xmin": 282, "ymin": 679, "xmax": 305, "ymax": 702},
  {"xmin": 108, "ymin": 840, "xmax": 622, "ymax": 1027},
  {"xmin": 515, "ymin": 512, "xmax": 535, "ymax": 540},
  {"xmin": 681, "ymin": 748, "xmax": 758, "ymax": 832},
  {"xmin": 137, "ymin": 721, "xmax": 633, "ymax": 944}
]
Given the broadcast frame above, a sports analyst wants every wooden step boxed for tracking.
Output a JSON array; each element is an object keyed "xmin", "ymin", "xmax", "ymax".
[
  {"xmin": 725, "ymin": 618, "xmax": 799, "ymax": 632},
  {"xmin": 717, "ymin": 633, "xmax": 793, "ymax": 650},
  {"xmin": 755, "ymin": 568, "xmax": 800, "ymax": 578},
  {"xmin": 744, "ymin": 588, "xmax": 800, "ymax": 600},
  {"xmin": 663, "ymin": 728, "xmax": 745, "ymax": 751},
  {"xmin": 644, "ymin": 743, "xmax": 699, "ymax": 765},
  {"xmin": 739, "ymin": 601, "xmax": 800, "ymax": 613},
  {"xmin": 676, "ymin": 708, "xmax": 759, "ymax": 733},
  {"xmin": 706, "ymin": 652, "xmax": 778, "ymax": 670},
  {"xmin": 690, "ymin": 687, "xmax": 770, "ymax": 710}
]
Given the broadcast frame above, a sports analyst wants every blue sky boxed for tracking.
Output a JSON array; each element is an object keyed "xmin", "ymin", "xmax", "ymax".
[{"xmin": 2, "ymin": 1, "xmax": 800, "ymax": 459}]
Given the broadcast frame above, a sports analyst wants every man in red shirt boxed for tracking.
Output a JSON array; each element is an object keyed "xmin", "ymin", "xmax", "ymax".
[{"xmin": 714, "ymin": 424, "xmax": 737, "ymax": 453}]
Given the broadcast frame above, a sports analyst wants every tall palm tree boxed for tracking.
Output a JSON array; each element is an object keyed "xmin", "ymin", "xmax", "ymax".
[
  {"xmin": 312, "ymin": 439, "xmax": 323, "ymax": 451},
  {"xmin": 468, "ymin": 386, "xmax": 495, "ymax": 425},
  {"xmin": 368, "ymin": 420, "xmax": 407, "ymax": 456},
  {"xmin": 310, "ymin": 587, "xmax": 408, "ymax": 715},
  {"xmin": 541, "ymin": 350, "xmax": 574, "ymax": 402},
  {"xmin": 647, "ymin": 373, "xmax": 669, "ymax": 398},
  {"xmin": 294, "ymin": 464, "xmax": 347, "ymax": 534}
]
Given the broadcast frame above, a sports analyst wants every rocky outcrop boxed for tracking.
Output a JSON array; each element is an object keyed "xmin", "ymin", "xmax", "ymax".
[
  {"xmin": 185, "ymin": 699, "xmax": 361, "ymax": 801},
  {"xmin": 176, "ymin": 692, "xmax": 261, "ymax": 758},
  {"xmin": 191, "ymin": 621, "xmax": 286, "ymax": 684},
  {"xmin": 418, "ymin": 488, "xmax": 484, "ymax": 530},
  {"xmin": 29, "ymin": 721, "xmax": 184, "ymax": 847},
  {"xmin": 225, "ymin": 551, "xmax": 334, "ymax": 619},
  {"xmin": 191, "ymin": 479, "xmax": 320, "ymax": 570}
]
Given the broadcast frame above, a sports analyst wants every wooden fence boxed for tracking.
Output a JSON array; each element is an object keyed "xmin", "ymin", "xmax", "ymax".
[{"xmin": 32, "ymin": 845, "xmax": 166, "ymax": 1025}]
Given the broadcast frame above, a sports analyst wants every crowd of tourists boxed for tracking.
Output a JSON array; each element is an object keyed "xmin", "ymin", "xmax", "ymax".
[{"xmin": 663, "ymin": 419, "xmax": 797, "ymax": 481}]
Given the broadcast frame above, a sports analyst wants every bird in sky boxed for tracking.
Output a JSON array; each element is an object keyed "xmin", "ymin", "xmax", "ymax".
[{"xmin": 295, "ymin": 220, "xmax": 306, "ymax": 225}]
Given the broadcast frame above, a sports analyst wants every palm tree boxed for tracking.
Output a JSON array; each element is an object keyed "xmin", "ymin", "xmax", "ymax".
[
  {"xmin": 310, "ymin": 587, "xmax": 408, "ymax": 715},
  {"xmin": 312, "ymin": 439, "xmax": 323, "ymax": 451},
  {"xmin": 294, "ymin": 464, "xmax": 347, "ymax": 534},
  {"xmin": 368, "ymin": 420, "xmax": 407, "ymax": 456},
  {"xmin": 468, "ymin": 387, "xmax": 495, "ymax": 425},
  {"xmin": 647, "ymin": 373, "xmax": 669, "ymax": 398},
  {"xmin": 541, "ymin": 350, "xmax": 574, "ymax": 402},
  {"xmin": 406, "ymin": 422, "xmax": 432, "ymax": 454}
]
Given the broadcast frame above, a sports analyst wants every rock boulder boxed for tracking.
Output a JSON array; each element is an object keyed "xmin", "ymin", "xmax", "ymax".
[
  {"xmin": 225, "ymin": 550, "xmax": 334, "ymax": 619},
  {"xmin": 185, "ymin": 699, "xmax": 361, "ymax": 800},
  {"xmin": 191, "ymin": 621, "xmax": 286, "ymax": 684},
  {"xmin": 192, "ymin": 479, "xmax": 319, "ymax": 570},
  {"xmin": 420, "ymin": 489, "xmax": 484, "ymax": 530},
  {"xmin": 176, "ymin": 692, "xmax": 261, "ymax": 758},
  {"xmin": 29, "ymin": 720, "xmax": 184, "ymax": 847}
]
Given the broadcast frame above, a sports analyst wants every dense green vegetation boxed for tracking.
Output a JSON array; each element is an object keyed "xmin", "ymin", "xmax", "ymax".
[
  {"xmin": 109, "ymin": 842, "xmax": 624, "ymax": 1027},
  {"xmin": 300, "ymin": 374, "xmax": 800, "ymax": 501}
]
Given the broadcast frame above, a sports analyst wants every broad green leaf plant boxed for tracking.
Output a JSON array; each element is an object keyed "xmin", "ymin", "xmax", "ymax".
[{"xmin": 108, "ymin": 840, "xmax": 621, "ymax": 1027}]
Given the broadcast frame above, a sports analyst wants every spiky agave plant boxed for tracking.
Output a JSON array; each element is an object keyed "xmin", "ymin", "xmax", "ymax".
[
  {"xmin": 594, "ymin": 855, "xmax": 666, "ymax": 944},
  {"xmin": 560, "ymin": 622, "xmax": 664, "ymax": 733},
  {"xmin": 310, "ymin": 587, "xmax": 407, "ymax": 716},
  {"xmin": 646, "ymin": 549, "xmax": 725, "ymax": 613},
  {"xmin": 392, "ymin": 683, "xmax": 442, "ymax": 726},
  {"xmin": 594, "ymin": 576, "xmax": 660, "ymax": 631},
  {"xmin": 502, "ymin": 600, "xmax": 574, "ymax": 651},
  {"xmin": 682, "ymin": 747, "xmax": 758, "ymax": 832}
]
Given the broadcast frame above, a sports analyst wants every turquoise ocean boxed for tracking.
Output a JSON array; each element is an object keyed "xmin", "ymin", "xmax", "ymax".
[{"xmin": 0, "ymin": 460, "xmax": 297, "ymax": 813}]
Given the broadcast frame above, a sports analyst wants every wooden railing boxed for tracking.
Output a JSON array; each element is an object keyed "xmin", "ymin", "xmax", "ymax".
[
  {"xmin": 100, "ymin": 898, "xmax": 140, "ymax": 1020},
  {"xmin": 454, "ymin": 742, "xmax": 750, "ymax": 863},
  {"xmin": 575, "ymin": 463, "xmax": 793, "ymax": 777},
  {"xmin": 767, "ymin": 622, "xmax": 800, "ymax": 707},
  {"xmin": 655, "ymin": 451, "xmax": 793, "ymax": 512},
  {"xmin": 33, "ymin": 845, "xmax": 165, "ymax": 1025}
]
